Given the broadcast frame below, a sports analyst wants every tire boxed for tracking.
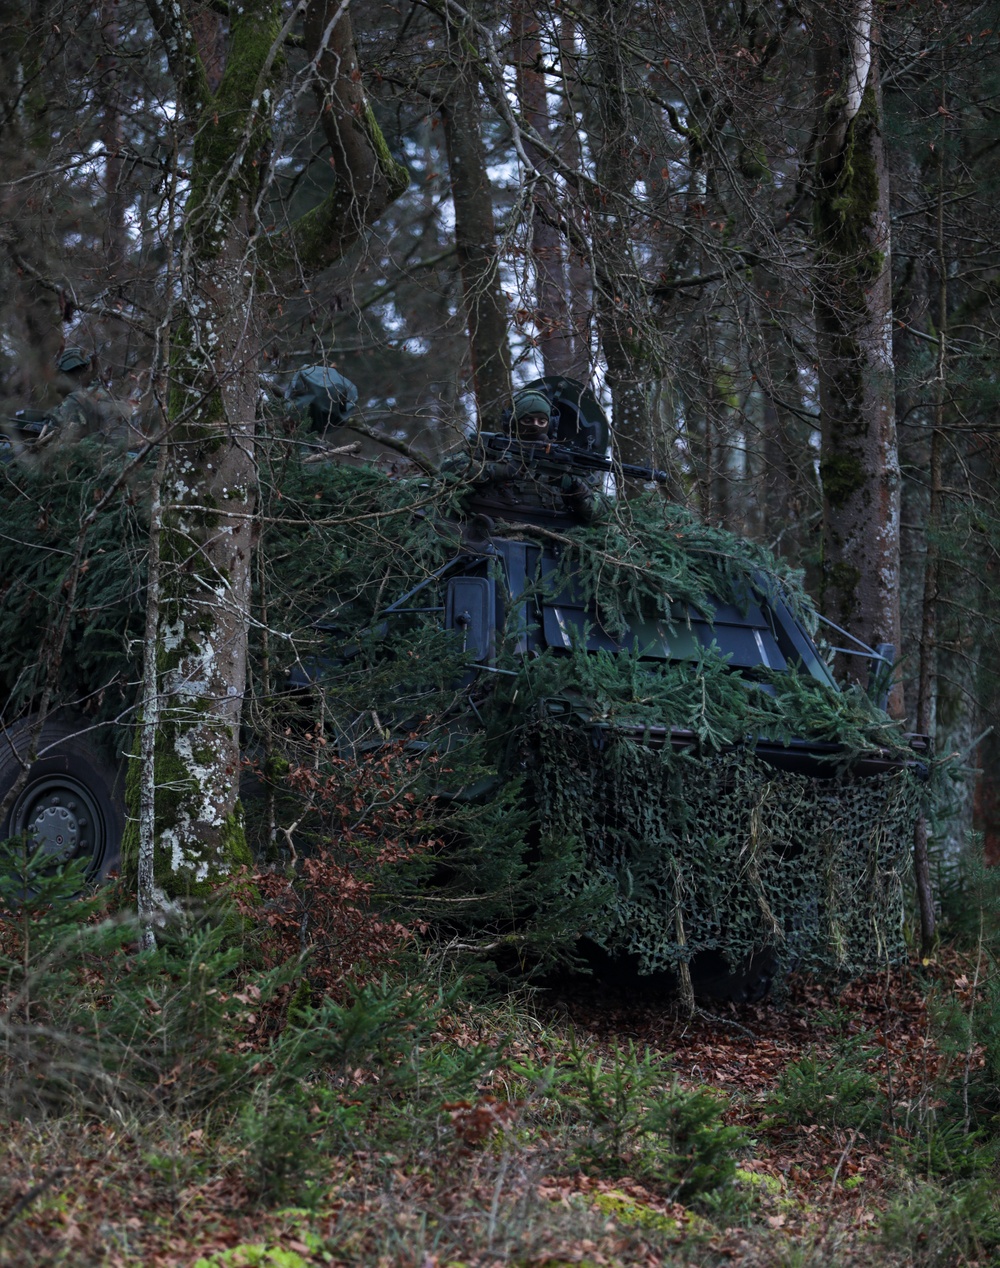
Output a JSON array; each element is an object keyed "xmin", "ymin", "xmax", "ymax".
[{"xmin": 0, "ymin": 715, "xmax": 124, "ymax": 883}]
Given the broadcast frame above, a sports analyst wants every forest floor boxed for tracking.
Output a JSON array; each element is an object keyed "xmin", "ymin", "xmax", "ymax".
[{"xmin": 0, "ymin": 950, "xmax": 990, "ymax": 1268}]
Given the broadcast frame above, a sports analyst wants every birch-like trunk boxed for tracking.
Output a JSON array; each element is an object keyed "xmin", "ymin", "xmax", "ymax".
[
  {"xmin": 127, "ymin": 0, "xmax": 409, "ymax": 899},
  {"xmin": 153, "ymin": 233, "xmax": 260, "ymax": 887},
  {"xmin": 138, "ymin": 439, "xmax": 166, "ymax": 946}
]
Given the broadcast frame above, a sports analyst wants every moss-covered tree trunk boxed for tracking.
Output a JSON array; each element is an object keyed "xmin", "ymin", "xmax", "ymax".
[
  {"xmin": 135, "ymin": 0, "xmax": 281, "ymax": 895},
  {"xmin": 814, "ymin": 2, "xmax": 902, "ymax": 710},
  {"xmin": 131, "ymin": 0, "xmax": 408, "ymax": 903}
]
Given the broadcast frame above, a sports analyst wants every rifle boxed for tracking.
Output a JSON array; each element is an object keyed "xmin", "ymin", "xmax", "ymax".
[
  {"xmin": 2, "ymin": 409, "xmax": 58, "ymax": 441},
  {"xmin": 475, "ymin": 432, "xmax": 670, "ymax": 485}
]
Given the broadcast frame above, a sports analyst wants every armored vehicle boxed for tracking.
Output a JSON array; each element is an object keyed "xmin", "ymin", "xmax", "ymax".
[
  {"xmin": 0, "ymin": 377, "xmax": 926, "ymax": 997},
  {"xmin": 292, "ymin": 377, "xmax": 926, "ymax": 997}
]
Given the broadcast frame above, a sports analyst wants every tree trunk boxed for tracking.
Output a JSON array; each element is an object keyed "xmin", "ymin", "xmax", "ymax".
[
  {"xmin": 814, "ymin": 1, "xmax": 902, "ymax": 711},
  {"xmin": 512, "ymin": 0, "xmax": 575, "ymax": 380},
  {"xmin": 585, "ymin": 0, "xmax": 654, "ymax": 467},
  {"xmin": 759, "ymin": 336, "xmax": 817, "ymax": 567},
  {"xmin": 439, "ymin": 10, "xmax": 511, "ymax": 429},
  {"xmin": 131, "ymin": 0, "xmax": 409, "ymax": 899},
  {"xmin": 554, "ymin": 11, "xmax": 593, "ymax": 382},
  {"xmin": 912, "ymin": 101, "xmax": 951, "ymax": 958},
  {"xmin": 0, "ymin": 7, "xmax": 63, "ymax": 398},
  {"xmin": 98, "ymin": 0, "xmax": 126, "ymax": 276},
  {"xmin": 140, "ymin": 0, "xmax": 277, "ymax": 892}
]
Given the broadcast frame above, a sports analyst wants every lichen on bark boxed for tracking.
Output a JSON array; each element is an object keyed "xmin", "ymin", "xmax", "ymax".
[
  {"xmin": 123, "ymin": 724, "xmax": 254, "ymax": 899},
  {"xmin": 140, "ymin": 0, "xmax": 282, "ymax": 892},
  {"xmin": 135, "ymin": 1, "xmax": 412, "ymax": 906}
]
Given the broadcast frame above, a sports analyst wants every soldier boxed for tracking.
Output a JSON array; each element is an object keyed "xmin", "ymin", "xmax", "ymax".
[
  {"xmin": 46, "ymin": 347, "xmax": 137, "ymax": 445},
  {"xmin": 443, "ymin": 389, "xmax": 600, "ymax": 526}
]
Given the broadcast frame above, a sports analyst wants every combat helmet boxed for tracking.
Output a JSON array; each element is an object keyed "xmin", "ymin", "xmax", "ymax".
[
  {"xmin": 57, "ymin": 346, "xmax": 92, "ymax": 374},
  {"xmin": 287, "ymin": 365, "xmax": 358, "ymax": 432}
]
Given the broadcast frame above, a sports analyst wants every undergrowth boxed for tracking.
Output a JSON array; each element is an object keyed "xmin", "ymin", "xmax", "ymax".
[{"xmin": 4, "ymin": 833, "xmax": 1000, "ymax": 1265}]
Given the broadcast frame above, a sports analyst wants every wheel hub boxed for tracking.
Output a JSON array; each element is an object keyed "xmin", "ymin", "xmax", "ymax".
[
  {"xmin": 27, "ymin": 801, "xmax": 85, "ymax": 863},
  {"xmin": 11, "ymin": 777, "xmax": 102, "ymax": 872}
]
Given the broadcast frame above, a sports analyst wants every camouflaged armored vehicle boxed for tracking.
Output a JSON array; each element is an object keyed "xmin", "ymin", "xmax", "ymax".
[
  {"xmin": 0, "ymin": 375, "xmax": 927, "ymax": 998},
  {"xmin": 290, "ymin": 377, "xmax": 927, "ymax": 998}
]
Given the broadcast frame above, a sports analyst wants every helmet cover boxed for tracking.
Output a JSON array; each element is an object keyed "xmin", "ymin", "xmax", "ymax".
[{"xmin": 57, "ymin": 346, "xmax": 91, "ymax": 374}]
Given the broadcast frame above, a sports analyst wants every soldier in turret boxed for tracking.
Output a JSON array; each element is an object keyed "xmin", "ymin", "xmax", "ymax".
[{"xmin": 443, "ymin": 389, "xmax": 600, "ymax": 526}]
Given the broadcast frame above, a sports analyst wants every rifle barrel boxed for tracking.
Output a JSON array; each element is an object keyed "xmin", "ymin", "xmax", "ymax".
[{"xmin": 478, "ymin": 434, "xmax": 668, "ymax": 484}]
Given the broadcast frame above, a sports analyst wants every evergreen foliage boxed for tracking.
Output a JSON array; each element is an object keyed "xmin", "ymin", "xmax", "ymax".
[
  {"xmin": 555, "ymin": 495, "xmax": 820, "ymax": 638},
  {"xmin": 512, "ymin": 1036, "xmax": 746, "ymax": 1198},
  {"xmin": 0, "ymin": 442, "xmax": 146, "ymax": 746}
]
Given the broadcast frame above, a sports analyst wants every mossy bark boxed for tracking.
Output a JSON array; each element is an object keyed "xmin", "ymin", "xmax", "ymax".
[
  {"xmin": 136, "ymin": 0, "xmax": 410, "ymax": 900},
  {"xmin": 140, "ymin": 0, "xmax": 280, "ymax": 894},
  {"xmin": 813, "ymin": 8, "xmax": 902, "ymax": 709},
  {"xmin": 292, "ymin": 3, "xmax": 409, "ymax": 270}
]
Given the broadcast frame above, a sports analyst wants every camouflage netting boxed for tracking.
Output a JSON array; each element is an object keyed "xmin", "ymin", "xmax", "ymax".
[
  {"xmin": 463, "ymin": 497, "xmax": 927, "ymax": 979},
  {"xmin": 516, "ymin": 719, "xmax": 920, "ymax": 978}
]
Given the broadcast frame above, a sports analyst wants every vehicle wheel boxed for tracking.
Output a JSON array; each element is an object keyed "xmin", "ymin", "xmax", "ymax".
[{"xmin": 0, "ymin": 715, "xmax": 124, "ymax": 882}]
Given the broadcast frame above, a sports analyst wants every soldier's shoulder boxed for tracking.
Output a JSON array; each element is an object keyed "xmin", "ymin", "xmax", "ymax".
[
  {"xmin": 439, "ymin": 449, "xmax": 474, "ymax": 477},
  {"xmin": 51, "ymin": 392, "xmax": 89, "ymax": 422}
]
